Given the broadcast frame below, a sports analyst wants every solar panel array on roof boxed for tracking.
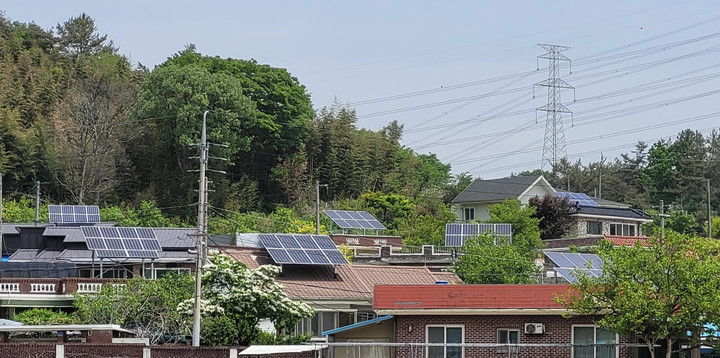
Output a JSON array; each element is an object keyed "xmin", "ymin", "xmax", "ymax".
[
  {"xmin": 258, "ymin": 234, "xmax": 348, "ymax": 265},
  {"xmin": 48, "ymin": 205, "xmax": 101, "ymax": 223},
  {"xmin": 323, "ymin": 210, "xmax": 386, "ymax": 230},
  {"xmin": 555, "ymin": 192, "xmax": 599, "ymax": 207},
  {"xmin": 545, "ymin": 252, "xmax": 603, "ymax": 283},
  {"xmin": 445, "ymin": 223, "xmax": 513, "ymax": 247},
  {"xmin": 81, "ymin": 226, "xmax": 161, "ymax": 259}
]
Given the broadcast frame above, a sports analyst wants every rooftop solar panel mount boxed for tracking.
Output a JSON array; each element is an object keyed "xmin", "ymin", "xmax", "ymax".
[{"xmin": 323, "ymin": 210, "xmax": 386, "ymax": 234}]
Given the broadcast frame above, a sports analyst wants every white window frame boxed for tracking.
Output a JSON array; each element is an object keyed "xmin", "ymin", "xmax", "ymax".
[
  {"xmin": 296, "ymin": 311, "xmax": 341, "ymax": 338},
  {"xmin": 609, "ymin": 223, "xmax": 636, "ymax": 237},
  {"xmin": 426, "ymin": 324, "xmax": 464, "ymax": 358},
  {"xmin": 571, "ymin": 324, "xmax": 619, "ymax": 358},
  {"xmin": 496, "ymin": 328, "xmax": 519, "ymax": 354},
  {"xmin": 143, "ymin": 267, "xmax": 191, "ymax": 280},
  {"xmin": 464, "ymin": 208, "xmax": 475, "ymax": 221}
]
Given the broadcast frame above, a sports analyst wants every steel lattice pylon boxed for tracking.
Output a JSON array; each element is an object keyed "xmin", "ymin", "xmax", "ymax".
[{"xmin": 534, "ymin": 44, "xmax": 575, "ymax": 172}]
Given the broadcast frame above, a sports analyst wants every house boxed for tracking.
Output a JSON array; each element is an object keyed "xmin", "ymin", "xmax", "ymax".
[
  {"xmin": 0, "ymin": 223, "xmax": 196, "ymax": 317},
  {"xmin": 544, "ymin": 194, "xmax": 653, "ymax": 250},
  {"xmin": 451, "ymin": 176, "xmax": 555, "ymax": 221},
  {"xmin": 220, "ymin": 243, "xmax": 460, "ymax": 341},
  {"xmin": 368, "ymin": 284, "xmax": 638, "ymax": 358}
]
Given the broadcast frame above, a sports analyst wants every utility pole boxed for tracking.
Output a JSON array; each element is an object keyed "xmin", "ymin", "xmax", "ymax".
[
  {"xmin": 35, "ymin": 181, "xmax": 40, "ymax": 224},
  {"xmin": 708, "ymin": 179, "xmax": 712, "ymax": 239},
  {"xmin": 1, "ymin": 173, "xmax": 3, "ymax": 270},
  {"xmin": 192, "ymin": 110, "xmax": 210, "ymax": 347},
  {"xmin": 535, "ymin": 44, "xmax": 574, "ymax": 173},
  {"xmin": 660, "ymin": 200, "xmax": 665, "ymax": 239},
  {"xmin": 315, "ymin": 181, "xmax": 328, "ymax": 235}
]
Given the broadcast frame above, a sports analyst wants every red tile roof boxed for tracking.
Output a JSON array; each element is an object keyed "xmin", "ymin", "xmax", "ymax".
[
  {"xmin": 604, "ymin": 235, "xmax": 650, "ymax": 247},
  {"xmin": 373, "ymin": 284, "xmax": 570, "ymax": 310}
]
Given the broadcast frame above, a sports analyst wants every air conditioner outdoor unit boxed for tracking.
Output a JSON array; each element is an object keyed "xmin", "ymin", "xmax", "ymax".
[{"xmin": 524, "ymin": 323, "xmax": 544, "ymax": 334}]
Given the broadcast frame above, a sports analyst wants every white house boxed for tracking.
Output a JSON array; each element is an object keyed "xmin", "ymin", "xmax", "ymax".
[{"xmin": 450, "ymin": 176, "xmax": 556, "ymax": 221}]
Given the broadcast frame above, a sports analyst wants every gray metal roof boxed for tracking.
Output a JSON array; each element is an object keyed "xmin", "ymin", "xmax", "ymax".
[
  {"xmin": 591, "ymin": 197, "xmax": 631, "ymax": 209},
  {"xmin": 43, "ymin": 227, "xmax": 86, "ymax": 243},
  {"xmin": 8, "ymin": 249, "xmax": 40, "ymax": 261},
  {"xmin": 56, "ymin": 249, "xmax": 94, "ymax": 260},
  {"xmin": 157, "ymin": 251, "xmax": 195, "ymax": 260},
  {"xmin": 33, "ymin": 250, "xmax": 62, "ymax": 262},
  {"xmin": 1, "ymin": 224, "xmax": 36, "ymax": 235},
  {"xmin": 451, "ymin": 176, "xmax": 544, "ymax": 203},
  {"xmin": 154, "ymin": 228, "xmax": 196, "ymax": 249},
  {"xmin": 575, "ymin": 206, "xmax": 652, "ymax": 220},
  {"xmin": 234, "ymin": 233, "xmax": 263, "ymax": 248}
]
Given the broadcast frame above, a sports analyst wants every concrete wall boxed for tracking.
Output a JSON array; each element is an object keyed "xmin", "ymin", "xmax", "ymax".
[{"xmin": 0, "ymin": 344, "xmax": 327, "ymax": 358}]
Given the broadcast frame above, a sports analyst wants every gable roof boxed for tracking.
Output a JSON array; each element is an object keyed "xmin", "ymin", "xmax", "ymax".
[
  {"xmin": 604, "ymin": 235, "xmax": 650, "ymax": 247},
  {"xmin": 373, "ymin": 284, "xmax": 569, "ymax": 312},
  {"xmin": 451, "ymin": 176, "xmax": 549, "ymax": 203}
]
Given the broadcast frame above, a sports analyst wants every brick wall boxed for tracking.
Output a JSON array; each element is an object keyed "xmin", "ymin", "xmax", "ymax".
[{"xmin": 394, "ymin": 315, "xmax": 638, "ymax": 358}]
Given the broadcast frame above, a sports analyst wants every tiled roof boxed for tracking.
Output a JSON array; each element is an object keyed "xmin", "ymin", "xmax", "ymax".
[
  {"xmin": 451, "ymin": 176, "xmax": 545, "ymax": 203},
  {"xmin": 8, "ymin": 249, "xmax": 40, "ymax": 261},
  {"xmin": 574, "ymin": 206, "xmax": 651, "ymax": 220},
  {"xmin": 223, "ymin": 246, "xmax": 461, "ymax": 300},
  {"xmin": 373, "ymin": 284, "xmax": 570, "ymax": 310},
  {"xmin": 604, "ymin": 235, "xmax": 649, "ymax": 247}
]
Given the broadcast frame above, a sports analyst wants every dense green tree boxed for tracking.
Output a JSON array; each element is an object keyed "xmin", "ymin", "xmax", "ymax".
[
  {"xmin": 74, "ymin": 273, "xmax": 194, "ymax": 344},
  {"xmin": 529, "ymin": 194, "xmax": 578, "ymax": 240},
  {"xmin": 558, "ymin": 234, "xmax": 720, "ymax": 358},
  {"xmin": 14, "ymin": 308, "xmax": 75, "ymax": 325},
  {"xmin": 665, "ymin": 211, "xmax": 697, "ymax": 235},
  {"xmin": 454, "ymin": 233, "xmax": 538, "ymax": 284},
  {"xmin": 487, "ymin": 199, "xmax": 544, "ymax": 256}
]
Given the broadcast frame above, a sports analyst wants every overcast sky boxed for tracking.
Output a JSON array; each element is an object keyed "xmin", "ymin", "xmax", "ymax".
[{"xmin": 5, "ymin": 1, "xmax": 720, "ymax": 179}]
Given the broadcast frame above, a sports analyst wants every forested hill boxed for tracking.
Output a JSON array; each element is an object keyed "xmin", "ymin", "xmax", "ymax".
[{"xmin": 0, "ymin": 13, "xmax": 718, "ymax": 237}]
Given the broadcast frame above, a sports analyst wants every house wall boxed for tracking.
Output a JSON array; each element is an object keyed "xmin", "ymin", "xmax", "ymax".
[
  {"xmin": 517, "ymin": 181, "xmax": 555, "ymax": 204},
  {"xmin": 453, "ymin": 203, "xmax": 492, "ymax": 222},
  {"xmin": 329, "ymin": 319, "xmax": 394, "ymax": 358},
  {"xmin": 393, "ymin": 315, "xmax": 637, "ymax": 358},
  {"xmin": 569, "ymin": 217, "xmax": 643, "ymax": 238}
]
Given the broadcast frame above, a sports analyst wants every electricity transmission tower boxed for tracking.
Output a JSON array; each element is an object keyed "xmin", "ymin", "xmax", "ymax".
[{"xmin": 534, "ymin": 44, "xmax": 574, "ymax": 172}]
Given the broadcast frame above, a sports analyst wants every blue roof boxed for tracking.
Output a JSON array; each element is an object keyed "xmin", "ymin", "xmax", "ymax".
[{"xmin": 322, "ymin": 315, "xmax": 393, "ymax": 336}]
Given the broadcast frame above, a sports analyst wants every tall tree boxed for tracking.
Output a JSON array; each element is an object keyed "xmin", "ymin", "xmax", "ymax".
[
  {"xmin": 529, "ymin": 194, "xmax": 578, "ymax": 240},
  {"xmin": 55, "ymin": 13, "xmax": 115, "ymax": 64},
  {"xmin": 558, "ymin": 234, "xmax": 720, "ymax": 358},
  {"xmin": 488, "ymin": 199, "xmax": 544, "ymax": 256},
  {"xmin": 454, "ymin": 233, "xmax": 538, "ymax": 284}
]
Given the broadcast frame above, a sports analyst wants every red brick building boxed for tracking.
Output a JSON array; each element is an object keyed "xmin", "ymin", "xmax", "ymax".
[{"xmin": 373, "ymin": 284, "xmax": 638, "ymax": 358}]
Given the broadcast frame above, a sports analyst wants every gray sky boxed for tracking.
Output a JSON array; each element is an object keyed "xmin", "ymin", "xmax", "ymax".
[{"xmin": 5, "ymin": 1, "xmax": 720, "ymax": 178}]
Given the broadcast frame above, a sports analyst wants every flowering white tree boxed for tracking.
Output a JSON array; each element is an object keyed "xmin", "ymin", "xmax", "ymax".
[{"xmin": 179, "ymin": 254, "xmax": 314, "ymax": 345}]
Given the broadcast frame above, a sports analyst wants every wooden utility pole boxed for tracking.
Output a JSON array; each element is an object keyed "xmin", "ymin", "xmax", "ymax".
[
  {"xmin": 660, "ymin": 200, "xmax": 665, "ymax": 239},
  {"xmin": 34, "ymin": 181, "xmax": 40, "ymax": 224},
  {"xmin": 708, "ymin": 179, "xmax": 712, "ymax": 239},
  {"xmin": 192, "ymin": 110, "xmax": 210, "ymax": 347},
  {"xmin": 315, "ymin": 181, "xmax": 327, "ymax": 234}
]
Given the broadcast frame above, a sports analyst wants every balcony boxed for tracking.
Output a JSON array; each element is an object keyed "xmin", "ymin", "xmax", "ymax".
[{"xmin": 0, "ymin": 278, "xmax": 126, "ymax": 296}]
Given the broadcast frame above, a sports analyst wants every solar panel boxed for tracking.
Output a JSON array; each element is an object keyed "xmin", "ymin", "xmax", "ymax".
[
  {"xmin": 258, "ymin": 234, "xmax": 348, "ymax": 265},
  {"xmin": 48, "ymin": 205, "xmax": 101, "ymax": 224},
  {"xmin": 323, "ymin": 210, "xmax": 387, "ymax": 230},
  {"xmin": 555, "ymin": 192, "xmax": 599, "ymax": 207},
  {"xmin": 545, "ymin": 252, "xmax": 604, "ymax": 283},
  {"xmin": 444, "ymin": 223, "xmax": 513, "ymax": 247},
  {"xmin": 81, "ymin": 226, "xmax": 161, "ymax": 259}
]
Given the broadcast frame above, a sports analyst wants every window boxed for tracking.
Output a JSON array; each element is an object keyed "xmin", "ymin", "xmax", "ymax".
[
  {"xmin": 609, "ymin": 223, "xmax": 636, "ymax": 236},
  {"xmin": 572, "ymin": 325, "xmax": 618, "ymax": 358},
  {"xmin": 296, "ymin": 311, "xmax": 350, "ymax": 337},
  {"xmin": 143, "ymin": 267, "xmax": 191, "ymax": 279},
  {"xmin": 586, "ymin": 221, "xmax": 603, "ymax": 235},
  {"xmin": 427, "ymin": 325, "xmax": 463, "ymax": 358},
  {"xmin": 464, "ymin": 208, "xmax": 475, "ymax": 221},
  {"xmin": 497, "ymin": 329, "xmax": 519, "ymax": 354}
]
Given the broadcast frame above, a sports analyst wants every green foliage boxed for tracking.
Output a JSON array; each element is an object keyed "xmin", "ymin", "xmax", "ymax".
[
  {"xmin": 454, "ymin": 233, "xmax": 538, "ymax": 284},
  {"xmin": 14, "ymin": 308, "xmax": 75, "ymax": 325},
  {"xmin": 488, "ymin": 199, "xmax": 544, "ymax": 256},
  {"xmin": 73, "ymin": 273, "xmax": 194, "ymax": 344},
  {"xmin": 208, "ymin": 206, "xmax": 322, "ymax": 235},
  {"xmin": 665, "ymin": 211, "xmax": 698, "ymax": 235},
  {"xmin": 558, "ymin": 233, "xmax": 720, "ymax": 358},
  {"xmin": 1, "ymin": 197, "xmax": 47, "ymax": 222},
  {"xmin": 529, "ymin": 194, "xmax": 578, "ymax": 240},
  {"xmin": 398, "ymin": 214, "xmax": 449, "ymax": 247},
  {"xmin": 358, "ymin": 191, "xmax": 415, "ymax": 230},
  {"xmin": 99, "ymin": 201, "xmax": 178, "ymax": 227},
  {"xmin": 179, "ymin": 255, "xmax": 314, "ymax": 346},
  {"xmin": 705, "ymin": 217, "xmax": 720, "ymax": 239}
]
